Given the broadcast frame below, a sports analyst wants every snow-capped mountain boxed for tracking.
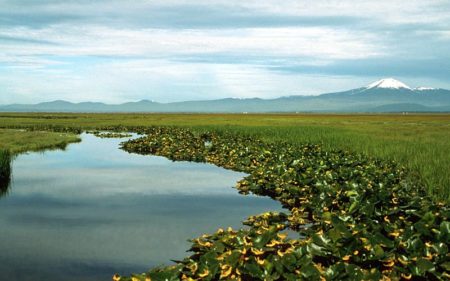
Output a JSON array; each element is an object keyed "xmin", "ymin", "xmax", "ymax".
[
  {"xmin": 1, "ymin": 78, "xmax": 449, "ymax": 112},
  {"xmin": 415, "ymin": 87, "xmax": 437, "ymax": 91},
  {"xmin": 363, "ymin": 78, "xmax": 438, "ymax": 92},
  {"xmin": 366, "ymin": 78, "xmax": 412, "ymax": 90}
]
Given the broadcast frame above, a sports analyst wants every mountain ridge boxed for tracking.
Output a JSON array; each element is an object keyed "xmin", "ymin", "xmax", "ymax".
[{"xmin": 1, "ymin": 78, "xmax": 449, "ymax": 113}]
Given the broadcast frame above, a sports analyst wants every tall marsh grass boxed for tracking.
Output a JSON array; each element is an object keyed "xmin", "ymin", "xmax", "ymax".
[
  {"xmin": 0, "ymin": 149, "xmax": 11, "ymax": 178},
  {"xmin": 0, "ymin": 149, "xmax": 12, "ymax": 195}
]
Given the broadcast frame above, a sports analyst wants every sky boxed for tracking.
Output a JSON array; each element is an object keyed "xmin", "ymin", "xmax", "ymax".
[{"xmin": 0, "ymin": 0, "xmax": 449, "ymax": 104}]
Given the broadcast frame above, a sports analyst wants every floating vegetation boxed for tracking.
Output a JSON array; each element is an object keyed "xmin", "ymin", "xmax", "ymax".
[
  {"xmin": 0, "ymin": 149, "xmax": 11, "ymax": 196},
  {"xmin": 117, "ymin": 127, "xmax": 449, "ymax": 280},
  {"xmin": 87, "ymin": 131, "xmax": 133, "ymax": 138}
]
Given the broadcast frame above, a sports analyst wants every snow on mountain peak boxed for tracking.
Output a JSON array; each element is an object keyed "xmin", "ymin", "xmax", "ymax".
[
  {"xmin": 366, "ymin": 78, "xmax": 412, "ymax": 90},
  {"xmin": 415, "ymin": 87, "xmax": 436, "ymax": 91}
]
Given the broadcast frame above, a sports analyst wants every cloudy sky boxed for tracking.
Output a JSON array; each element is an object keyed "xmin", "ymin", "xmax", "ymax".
[{"xmin": 1, "ymin": 0, "xmax": 449, "ymax": 104}]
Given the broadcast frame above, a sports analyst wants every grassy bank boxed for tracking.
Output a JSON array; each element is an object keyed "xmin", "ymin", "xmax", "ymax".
[
  {"xmin": 0, "ymin": 113, "xmax": 448, "ymax": 201},
  {"xmin": 0, "ymin": 129, "xmax": 80, "ymax": 195},
  {"xmin": 0, "ymin": 128, "xmax": 80, "ymax": 154}
]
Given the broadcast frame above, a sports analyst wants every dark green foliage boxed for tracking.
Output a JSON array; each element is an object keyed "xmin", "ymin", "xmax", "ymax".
[
  {"xmin": 117, "ymin": 127, "xmax": 449, "ymax": 281},
  {"xmin": 87, "ymin": 131, "xmax": 133, "ymax": 138},
  {"xmin": 0, "ymin": 149, "xmax": 11, "ymax": 196}
]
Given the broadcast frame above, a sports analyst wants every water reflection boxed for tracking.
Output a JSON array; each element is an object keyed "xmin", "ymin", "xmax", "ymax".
[
  {"xmin": 0, "ymin": 176, "xmax": 10, "ymax": 197},
  {"xmin": 0, "ymin": 133, "xmax": 282, "ymax": 281},
  {"xmin": 0, "ymin": 151, "xmax": 11, "ymax": 197}
]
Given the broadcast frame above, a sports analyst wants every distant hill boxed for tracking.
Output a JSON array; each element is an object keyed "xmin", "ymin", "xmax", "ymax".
[{"xmin": 1, "ymin": 78, "xmax": 449, "ymax": 113}]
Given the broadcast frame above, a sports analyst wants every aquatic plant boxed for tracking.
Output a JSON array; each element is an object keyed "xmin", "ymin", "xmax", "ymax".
[
  {"xmin": 88, "ymin": 131, "xmax": 133, "ymax": 138},
  {"xmin": 117, "ymin": 127, "xmax": 449, "ymax": 280}
]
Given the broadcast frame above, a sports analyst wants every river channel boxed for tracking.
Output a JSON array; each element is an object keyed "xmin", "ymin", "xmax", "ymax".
[{"xmin": 0, "ymin": 133, "xmax": 281, "ymax": 280}]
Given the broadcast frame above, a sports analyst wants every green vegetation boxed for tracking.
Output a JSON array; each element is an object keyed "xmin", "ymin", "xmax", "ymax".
[
  {"xmin": 0, "ymin": 113, "xmax": 448, "ymax": 201},
  {"xmin": 0, "ymin": 128, "xmax": 81, "ymax": 154},
  {"xmin": 0, "ymin": 149, "xmax": 11, "ymax": 195},
  {"xmin": 0, "ymin": 128, "xmax": 80, "ymax": 196},
  {"xmin": 0, "ymin": 150, "xmax": 10, "ymax": 178},
  {"xmin": 0, "ymin": 114, "xmax": 448, "ymax": 279},
  {"xmin": 116, "ymin": 127, "xmax": 449, "ymax": 280},
  {"xmin": 87, "ymin": 131, "xmax": 133, "ymax": 138}
]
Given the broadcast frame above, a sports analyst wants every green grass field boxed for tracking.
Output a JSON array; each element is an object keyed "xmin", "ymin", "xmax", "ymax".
[
  {"xmin": 0, "ymin": 113, "xmax": 448, "ymax": 201},
  {"xmin": 0, "ymin": 128, "xmax": 80, "ymax": 154}
]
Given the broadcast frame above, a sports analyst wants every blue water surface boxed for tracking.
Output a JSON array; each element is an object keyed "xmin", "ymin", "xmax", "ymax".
[{"xmin": 0, "ymin": 133, "xmax": 281, "ymax": 281}]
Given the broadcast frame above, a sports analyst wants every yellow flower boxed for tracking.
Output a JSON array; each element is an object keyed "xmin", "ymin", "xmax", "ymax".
[
  {"xmin": 220, "ymin": 265, "xmax": 233, "ymax": 279},
  {"xmin": 277, "ymin": 247, "xmax": 294, "ymax": 257},
  {"xmin": 388, "ymin": 231, "xmax": 400, "ymax": 238},
  {"xmin": 401, "ymin": 273, "xmax": 412, "ymax": 280},
  {"xmin": 251, "ymin": 247, "xmax": 265, "ymax": 255},
  {"xmin": 256, "ymin": 257, "xmax": 265, "ymax": 265},
  {"xmin": 243, "ymin": 236, "xmax": 252, "ymax": 247},
  {"xmin": 187, "ymin": 262, "xmax": 198, "ymax": 273},
  {"xmin": 424, "ymin": 253, "xmax": 434, "ymax": 260},
  {"xmin": 397, "ymin": 256, "xmax": 409, "ymax": 266},
  {"xmin": 239, "ymin": 247, "xmax": 248, "ymax": 255},
  {"xmin": 266, "ymin": 239, "xmax": 282, "ymax": 247},
  {"xmin": 198, "ymin": 240, "xmax": 213, "ymax": 247},
  {"xmin": 198, "ymin": 268, "xmax": 209, "ymax": 278}
]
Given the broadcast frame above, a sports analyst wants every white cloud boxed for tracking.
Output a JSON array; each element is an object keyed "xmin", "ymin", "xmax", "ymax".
[
  {"xmin": 236, "ymin": 0, "xmax": 450, "ymax": 23},
  {"xmin": 0, "ymin": 58, "xmax": 382, "ymax": 104},
  {"xmin": 0, "ymin": 25, "xmax": 382, "ymax": 65},
  {"xmin": 0, "ymin": 0, "xmax": 449, "ymax": 103}
]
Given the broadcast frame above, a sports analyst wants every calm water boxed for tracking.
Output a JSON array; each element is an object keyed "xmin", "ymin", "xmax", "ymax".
[{"xmin": 0, "ymin": 133, "xmax": 281, "ymax": 281}]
